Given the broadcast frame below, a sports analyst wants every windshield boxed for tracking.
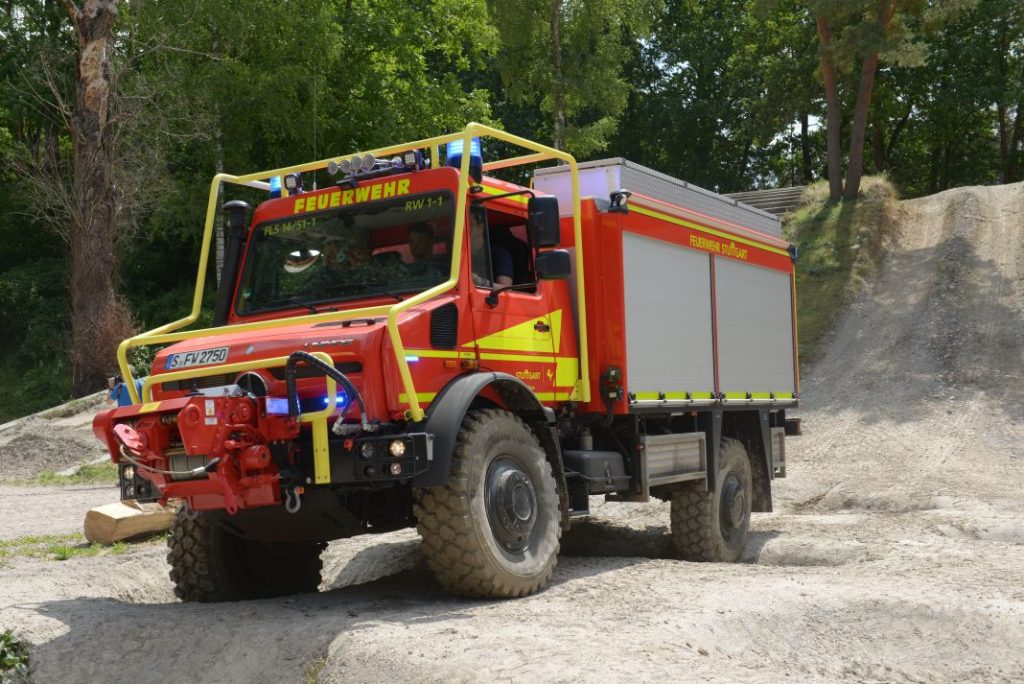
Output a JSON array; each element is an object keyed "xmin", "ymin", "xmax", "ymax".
[{"xmin": 235, "ymin": 190, "xmax": 454, "ymax": 315}]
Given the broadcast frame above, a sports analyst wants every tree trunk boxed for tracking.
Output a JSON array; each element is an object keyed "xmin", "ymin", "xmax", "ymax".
[
  {"xmin": 800, "ymin": 112, "xmax": 813, "ymax": 184},
  {"xmin": 885, "ymin": 105, "xmax": 911, "ymax": 165},
  {"xmin": 843, "ymin": 2, "xmax": 894, "ymax": 201},
  {"xmin": 816, "ymin": 15, "xmax": 843, "ymax": 201},
  {"xmin": 928, "ymin": 144, "xmax": 940, "ymax": 194},
  {"xmin": 844, "ymin": 54, "xmax": 881, "ymax": 200},
  {"xmin": 62, "ymin": 0, "xmax": 134, "ymax": 396},
  {"xmin": 872, "ymin": 122, "xmax": 886, "ymax": 173},
  {"xmin": 550, "ymin": 0, "xmax": 565, "ymax": 151},
  {"xmin": 1007, "ymin": 94, "xmax": 1023, "ymax": 182}
]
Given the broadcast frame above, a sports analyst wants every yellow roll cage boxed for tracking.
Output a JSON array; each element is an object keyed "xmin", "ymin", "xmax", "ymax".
[{"xmin": 117, "ymin": 123, "xmax": 590, "ymax": 423}]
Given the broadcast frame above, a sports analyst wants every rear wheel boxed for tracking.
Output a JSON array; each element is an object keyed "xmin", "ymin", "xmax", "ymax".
[
  {"xmin": 670, "ymin": 438, "xmax": 752, "ymax": 562},
  {"xmin": 167, "ymin": 508, "xmax": 324, "ymax": 602},
  {"xmin": 414, "ymin": 409, "xmax": 561, "ymax": 598}
]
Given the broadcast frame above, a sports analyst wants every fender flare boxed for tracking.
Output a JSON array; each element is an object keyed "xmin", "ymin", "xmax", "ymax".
[{"xmin": 412, "ymin": 372, "xmax": 570, "ymax": 528}]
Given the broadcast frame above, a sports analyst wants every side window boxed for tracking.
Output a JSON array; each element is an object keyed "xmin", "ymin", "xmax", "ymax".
[{"xmin": 470, "ymin": 208, "xmax": 536, "ymax": 291}]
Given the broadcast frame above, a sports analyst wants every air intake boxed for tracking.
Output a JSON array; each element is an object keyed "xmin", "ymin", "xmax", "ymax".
[{"xmin": 430, "ymin": 303, "xmax": 458, "ymax": 348}]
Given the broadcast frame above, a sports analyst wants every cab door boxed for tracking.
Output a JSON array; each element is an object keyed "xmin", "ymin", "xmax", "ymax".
[{"xmin": 466, "ymin": 210, "xmax": 558, "ymax": 402}]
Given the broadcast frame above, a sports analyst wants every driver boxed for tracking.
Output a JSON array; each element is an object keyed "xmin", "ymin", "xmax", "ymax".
[{"xmin": 470, "ymin": 210, "xmax": 512, "ymax": 288}]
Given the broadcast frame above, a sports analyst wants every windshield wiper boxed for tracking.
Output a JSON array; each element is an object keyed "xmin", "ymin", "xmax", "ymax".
[{"xmin": 264, "ymin": 297, "xmax": 319, "ymax": 313}]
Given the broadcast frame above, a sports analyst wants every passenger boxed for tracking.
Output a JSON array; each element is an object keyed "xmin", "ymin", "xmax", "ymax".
[
  {"xmin": 408, "ymin": 222, "xmax": 436, "ymax": 264},
  {"xmin": 470, "ymin": 210, "xmax": 513, "ymax": 288}
]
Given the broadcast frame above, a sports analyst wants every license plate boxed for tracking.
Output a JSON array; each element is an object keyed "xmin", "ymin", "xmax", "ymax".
[{"xmin": 164, "ymin": 346, "xmax": 229, "ymax": 370}]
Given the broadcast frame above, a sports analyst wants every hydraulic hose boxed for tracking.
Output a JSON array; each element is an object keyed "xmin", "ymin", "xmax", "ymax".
[{"xmin": 284, "ymin": 350, "xmax": 368, "ymax": 428}]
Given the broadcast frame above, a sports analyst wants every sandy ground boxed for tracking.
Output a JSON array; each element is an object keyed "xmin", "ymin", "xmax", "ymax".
[{"xmin": 2, "ymin": 182, "xmax": 1024, "ymax": 683}]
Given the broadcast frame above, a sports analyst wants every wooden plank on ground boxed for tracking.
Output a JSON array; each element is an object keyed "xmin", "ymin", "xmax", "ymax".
[{"xmin": 83, "ymin": 500, "xmax": 176, "ymax": 545}]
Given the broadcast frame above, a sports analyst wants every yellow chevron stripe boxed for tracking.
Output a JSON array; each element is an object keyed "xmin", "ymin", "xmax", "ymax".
[
  {"xmin": 464, "ymin": 309, "xmax": 563, "ymax": 354},
  {"xmin": 481, "ymin": 185, "xmax": 530, "ymax": 203}
]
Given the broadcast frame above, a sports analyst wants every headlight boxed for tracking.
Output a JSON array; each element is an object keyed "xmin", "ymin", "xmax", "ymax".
[
  {"xmin": 389, "ymin": 440, "xmax": 406, "ymax": 457},
  {"xmin": 360, "ymin": 442, "xmax": 375, "ymax": 459},
  {"xmin": 123, "ymin": 465, "xmax": 135, "ymax": 480}
]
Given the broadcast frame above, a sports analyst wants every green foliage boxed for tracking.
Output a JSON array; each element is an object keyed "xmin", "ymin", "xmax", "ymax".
[
  {"xmin": 0, "ymin": 629, "xmax": 29, "ymax": 684},
  {"xmin": 488, "ymin": 0, "xmax": 660, "ymax": 156},
  {"xmin": 787, "ymin": 176, "xmax": 900, "ymax": 361},
  {"xmin": 615, "ymin": 0, "xmax": 821, "ymax": 191}
]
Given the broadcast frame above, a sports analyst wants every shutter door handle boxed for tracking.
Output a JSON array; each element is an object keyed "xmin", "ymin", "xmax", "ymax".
[{"xmin": 534, "ymin": 321, "xmax": 550, "ymax": 333}]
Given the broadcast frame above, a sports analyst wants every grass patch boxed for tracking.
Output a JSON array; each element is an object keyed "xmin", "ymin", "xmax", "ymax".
[
  {"xmin": 36, "ymin": 462, "xmax": 118, "ymax": 486},
  {"xmin": 0, "ymin": 628, "xmax": 30, "ymax": 683},
  {"xmin": 786, "ymin": 176, "xmax": 901, "ymax": 364},
  {"xmin": 0, "ymin": 532, "xmax": 132, "ymax": 566}
]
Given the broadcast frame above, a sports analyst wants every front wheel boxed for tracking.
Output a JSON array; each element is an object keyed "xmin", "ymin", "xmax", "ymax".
[
  {"xmin": 167, "ymin": 508, "xmax": 324, "ymax": 602},
  {"xmin": 670, "ymin": 438, "xmax": 752, "ymax": 562},
  {"xmin": 414, "ymin": 409, "xmax": 561, "ymax": 598}
]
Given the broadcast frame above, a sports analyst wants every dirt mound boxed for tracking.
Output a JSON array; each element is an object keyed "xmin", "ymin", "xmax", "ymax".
[{"xmin": 0, "ymin": 415, "xmax": 108, "ymax": 481}]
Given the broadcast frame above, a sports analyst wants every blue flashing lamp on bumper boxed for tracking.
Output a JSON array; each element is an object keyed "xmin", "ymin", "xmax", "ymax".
[
  {"xmin": 265, "ymin": 391, "xmax": 349, "ymax": 416},
  {"xmin": 446, "ymin": 137, "xmax": 483, "ymax": 182}
]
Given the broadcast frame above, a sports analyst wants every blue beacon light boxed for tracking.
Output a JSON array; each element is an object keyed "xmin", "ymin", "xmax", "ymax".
[
  {"xmin": 446, "ymin": 137, "xmax": 483, "ymax": 181},
  {"xmin": 269, "ymin": 175, "xmax": 283, "ymax": 199}
]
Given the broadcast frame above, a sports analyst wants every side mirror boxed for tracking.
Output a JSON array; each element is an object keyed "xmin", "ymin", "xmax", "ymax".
[
  {"xmin": 222, "ymin": 200, "xmax": 252, "ymax": 233},
  {"xmin": 527, "ymin": 196, "xmax": 560, "ymax": 248},
  {"xmin": 535, "ymin": 249, "xmax": 572, "ymax": 280}
]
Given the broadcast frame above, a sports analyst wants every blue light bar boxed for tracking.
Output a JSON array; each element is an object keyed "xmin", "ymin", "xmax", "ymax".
[
  {"xmin": 446, "ymin": 137, "xmax": 483, "ymax": 180},
  {"xmin": 264, "ymin": 392, "xmax": 348, "ymax": 416},
  {"xmin": 269, "ymin": 175, "xmax": 282, "ymax": 198}
]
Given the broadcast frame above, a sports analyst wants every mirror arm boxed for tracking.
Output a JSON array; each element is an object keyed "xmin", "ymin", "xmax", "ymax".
[
  {"xmin": 471, "ymin": 189, "xmax": 536, "ymax": 207},
  {"xmin": 485, "ymin": 282, "xmax": 535, "ymax": 308}
]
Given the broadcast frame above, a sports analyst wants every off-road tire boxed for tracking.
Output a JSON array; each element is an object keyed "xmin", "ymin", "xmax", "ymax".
[
  {"xmin": 167, "ymin": 508, "xmax": 324, "ymax": 602},
  {"xmin": 414, "ymin": 409, "xmax": 561, "ymax": 598},
  {"xmin": 670, "ymin": 438, "xmax": 752, "ymax": 562}
]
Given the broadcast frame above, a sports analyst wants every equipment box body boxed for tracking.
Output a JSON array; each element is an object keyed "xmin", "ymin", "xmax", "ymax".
[{"xmin": 535, "ymin": 159, "xmax": 799, "ymax": 413}]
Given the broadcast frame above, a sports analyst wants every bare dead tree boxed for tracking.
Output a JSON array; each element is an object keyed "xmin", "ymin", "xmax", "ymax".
[
  {"xmin": 53, "ymin": 0, "xmax": 134, "ymax": 395},
  {"xmin": 11, "ymin": 0, "xmax": 214, "ymax": 395}
]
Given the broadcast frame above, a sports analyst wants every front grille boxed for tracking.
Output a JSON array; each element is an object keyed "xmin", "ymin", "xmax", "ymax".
[
  {"xmin": 267, "ymin": 362, "xmax": 362, "ymax": 380},
  {"xmin": 161, "ymin": 373, "xmax": 235, "ymax": 392}
]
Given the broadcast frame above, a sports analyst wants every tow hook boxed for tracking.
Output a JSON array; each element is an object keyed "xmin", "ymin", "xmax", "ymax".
[{"xmin": 285, "ymin": 485, "xmax": 303, "ymax": 514}]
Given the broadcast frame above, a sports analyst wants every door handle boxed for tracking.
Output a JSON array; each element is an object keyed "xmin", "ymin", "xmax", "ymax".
[{"xmin": 534, "ymin": 321, "xmax": 550, "ymax": 333}]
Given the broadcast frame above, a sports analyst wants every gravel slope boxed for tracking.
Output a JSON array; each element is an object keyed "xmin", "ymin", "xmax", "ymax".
[{"xmin": 1, "ymin": 182, "xmax": 1023, "ymax": 683}]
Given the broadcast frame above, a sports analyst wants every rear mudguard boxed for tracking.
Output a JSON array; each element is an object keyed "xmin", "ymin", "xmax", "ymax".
[{"xmin": 412, "ymin": 372, "xmax": 569, "ymax": 528}]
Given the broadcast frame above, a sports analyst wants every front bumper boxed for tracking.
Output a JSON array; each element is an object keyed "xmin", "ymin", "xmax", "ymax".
[{"xmin": 304, "ymin": 432, "xmax": 435, "ymax": 485}]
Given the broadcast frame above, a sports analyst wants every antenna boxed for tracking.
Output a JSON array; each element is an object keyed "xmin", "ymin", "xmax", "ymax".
[{"xmin": 312, "ymin": 60, "xmax": 318, "ymax": 191}]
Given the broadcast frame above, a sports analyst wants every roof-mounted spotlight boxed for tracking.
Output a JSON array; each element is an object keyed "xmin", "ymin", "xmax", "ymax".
[
  {"xmin": 283, "ymin": 172, "xmax": 302, "ymax": 194},
  {"xmin": 609, "ymin": 189, "xmax": 632, "ymax": 214}
]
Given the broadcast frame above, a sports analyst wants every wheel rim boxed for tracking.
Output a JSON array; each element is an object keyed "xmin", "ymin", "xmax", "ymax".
[
  {"xmin": 485, "ymin": 457, "xmax": 538, "ymax": 554},
  {"xmin": 719, "ymin": 472, "xmax": 748, "ymax": 544}
]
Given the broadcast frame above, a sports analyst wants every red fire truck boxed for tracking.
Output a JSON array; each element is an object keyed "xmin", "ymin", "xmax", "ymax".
[{"xmin": 93, "ymin": 123, "xmax": 799, "ymax": 601}]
